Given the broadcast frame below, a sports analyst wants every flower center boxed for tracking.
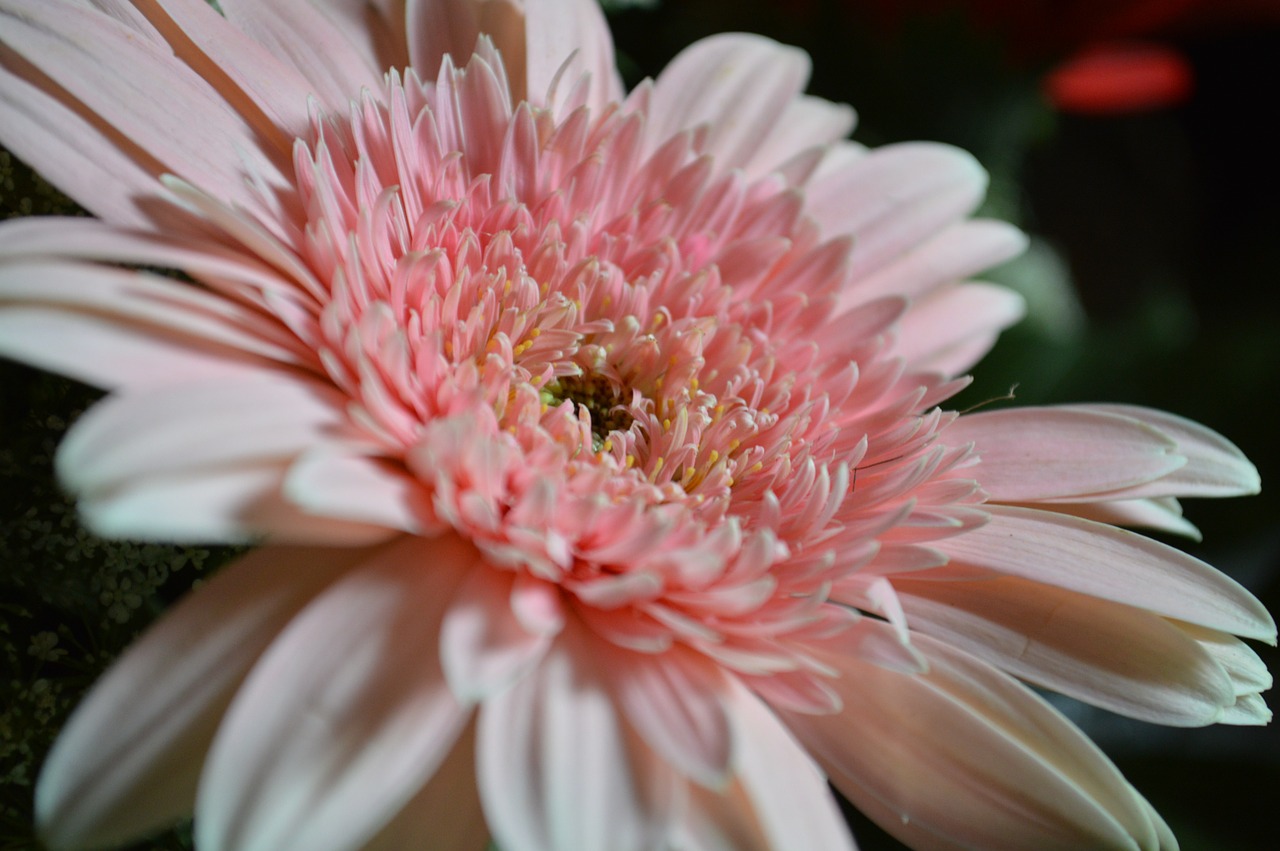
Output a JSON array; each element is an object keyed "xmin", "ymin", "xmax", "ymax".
[{"xmin": 542, "ymin": 373, "xmax": 633, "ymax": 452}]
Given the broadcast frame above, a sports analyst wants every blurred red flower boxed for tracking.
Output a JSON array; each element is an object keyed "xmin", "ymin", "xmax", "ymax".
[{"xmin": 857, "ymin": 0, "xmax": 1280, "ymax": 112}]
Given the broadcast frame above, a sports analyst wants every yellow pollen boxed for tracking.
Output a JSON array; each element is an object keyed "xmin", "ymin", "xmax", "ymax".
[
  {"xmin": 690, "ymin": 378, "xmax": 699, "ymax": 392},
  {"xmin": 749, "ymin": 462, "xmax": 764, "ymax": 474},
  {"xmin": 649, "ymin": 456, "xmax": 665, "ymax": 481},
  {"xmin": 529, "ymin": 328, "xmax": 541, "ymax": 338},
  {"xmin": 602, "ymin": 439, "xmax": 613, "ymax": 452},
  {"xmin": 708, "ymin": 450, "xmax": 720, "ymax": 465},
  {"xmin": 728, "ymin": 439, "xmax": 741, "ymax": 451},
  {"xmin": 662, "ymin": 418, "xmax": 671, "ymax": 430},
  {"xmin": 625, "ymin": 454, "xmax": 636, "ymax": 469}
]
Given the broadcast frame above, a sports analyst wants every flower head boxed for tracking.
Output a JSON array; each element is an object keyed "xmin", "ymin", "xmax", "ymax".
[{"xmin": 0, "ymin": 1, "xmax": 1271, "ymax": 850}]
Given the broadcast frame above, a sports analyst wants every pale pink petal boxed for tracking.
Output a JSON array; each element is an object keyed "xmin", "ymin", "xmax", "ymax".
[
  {"xmin": 0, "ymin": 0, "xmax": 292, "ymax": 215},
  {"xmin": 600, "ymin": 643, "xmax": 735, "ymax": 788},
  {"xmin": 361, "ymin": 720, "xmax": 489, "ymax": 851},
  {"xmin": 409, "ymin": 0, "xmax": 527, "ymax": 98},
  {"xmin": 321, "ymin": 0, "xmax": 413, "ymax": 74},
  {"xmin": 647, "ymin": 33, "xmax": 811, "ymax": 171},
  {"xmin": 0, "ymin": 217, "xmax": 323, "ymax": 309},
  {"xmin": 440, "ymin": 564, "xmax": 557, "ymax": 701},
  {"xmin": 0, "ymin": 307, "xmax": 268, "ymax": 390},
  {"xmin": 893, "ymin": 280, "xmax": 1027, "ymax": 374},
  {"xmin": 77, "ymin": 461, "xmax": 399, "ymax": 546},
  {"xmin": 36, "ymin": 545, "xmax": 365, "ymax": 849},
  {"xmin": 196, "ymin": 535, "xmax": 473, "ymax": 851},
  {"xmin": 844, "ymin": 219, "xmax": 1027, "ymax": 303},
  {"xmin": 1089, "ymin": 404, "xmax": 1262, "ymax": 497},
  {"xmin": 947, "ymin": 407, "xmax": 1186, "ymax": 502},
  {"xmin": 897, "ymin": 574, "xmax": 1237, "ymax": 725},
  {"xmin": 217, "ymin": 0, "xmax": 384, "ymax": 114},
  {"xmin": 727, "ymin": 681, "xmax": 859, "ymax": 851},
  {"xmin": 0, "ymin": 51, "xmax": 174, "ymax": 229},
  {"xmin": 0, "ymin": 260, "xmax": 312, "ymax": 374},
  {"xmin": 743, "ymin": 94, "xmax": 856, "ymax": 176},
  {"xmin": 807, "ymin": 142, "xmax": 985, "ymax": 260},
  {"xmin": 938, "ymin": 505, "xmax": 1276, "ymax": 642},
  {"xmin": 785, "ymin": 628, "xmax": 1169, "ymax": 850},
  {"xmin": 285, "ymin": 450, "xmax": 435, "ymax": 535},
  {"xmin": 1032, "ymin": 496, "xmax": 1202, "ymax": 540},
  {"xmin": 57, "ymin": 372, "xmax": 350, "ymax": 497},
  {"xmin": 524, "ymin": 0, "xmax": 624, "ymax": 114},
  {"xmin": 140, "ymin": 0, "xmax": 325, "ymax": 145},
  {"xmin": 477, "ymin": 621, "xmax": 672, "ymax": 851}
]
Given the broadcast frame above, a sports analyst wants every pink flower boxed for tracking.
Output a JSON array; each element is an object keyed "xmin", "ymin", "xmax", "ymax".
[{"xmin": 0, "ymin": 1, "xmax": 1270, "ymax": 850}]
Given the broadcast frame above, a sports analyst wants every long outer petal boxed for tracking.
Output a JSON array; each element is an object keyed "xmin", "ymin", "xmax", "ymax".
[
  {"xmin": 524, "ymin": 0, "xmax": 623, "ymax": 114},
  {"xmin": 0, "ymin": 0, "xmax": 291, "ymax": 217},
  {"xmin": 217, "ymin": 0, "xmax": 384, "ymax": 115},
  {"xmin": 938, "ymin": 505, "xmax": 1276, "ymax": 642},
  {"xmin": 477, "ymin": 618, "xmax": 674, "ymax": 851},
  {"xmin": 196, "ymin": 534, "xmax": 474, "ymax": 851},
  {"xmin": 56, "ymin": 372, "xmax": 352, "ymax": 498},
  {"xmin": 647, "ymin": 33, "xmax": 811, "ymax": 172},
  {"xmin": 785, "ymin": 628, "xmax": 1171, "ymax": 851},
  {"xmin": 727, "ymin": 681, "xmax": 859, "ymax": 851},
  {"xmin": 896, "ymin": 574, "xmax": 1237, "ymax": 725},
  {"xmin": 36, "ymin": 545, "xmax": 367, "ymax": 849},
  {"xmin": 947, "ymin": 406, "xmax": 1187, "ymax": 502}
]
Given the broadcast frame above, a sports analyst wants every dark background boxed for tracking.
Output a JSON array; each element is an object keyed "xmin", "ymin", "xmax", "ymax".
[{"xmin": 3, "ymin": 1, "xmax": 1279, "ymax": 848}]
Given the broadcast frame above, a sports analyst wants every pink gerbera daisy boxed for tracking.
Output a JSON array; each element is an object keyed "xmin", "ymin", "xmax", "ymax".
[{"xmin": 0, "ymin": 1, "xmax": 1271, "ymax": 850}]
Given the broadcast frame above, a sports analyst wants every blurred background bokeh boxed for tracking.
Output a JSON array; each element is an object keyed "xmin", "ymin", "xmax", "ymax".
[{"xmin": 3, "ymin": 1, "xmax": 1278, "ymax": 848}]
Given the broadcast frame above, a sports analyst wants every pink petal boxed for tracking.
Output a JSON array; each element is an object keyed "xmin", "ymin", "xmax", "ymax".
[
  {"xmin": 846, "ymin": 219, "xmax": 1027, "ymax": 303},
  {"xmin": 1089, "ymin": 404, "xmax": 1262, "ymax": 498},
  {"xmin": 0, "ymin": 216, "xmax": 323, "ymax": 309},
  {"xmin": 57, "ymin": 372, "xmax": 350, "ymax": 497},
  {"xmin": 285, "ymin": 450, "xmax": 435, "ymax": 535},
  {"xmin": 0, "ymin": 307, "xmax": 267, "ymax": 391},
  {"xmin": 409, "ymin": 0, "xmax": 530, "ymax": 99},
  {"xmin": 0, "ymin": 0, "xmax": 291, "ymax": 216},
  {"xmin": 76, "ymin": 461, "xmax": 399, "ymax": 545},
  {"xmin": 938, "ymin": 505, "xmax": 1277, "ymax": 642},
  {"xmin": 601, "ymin": 644, "xmax": 735, "ymax": 788},
  {"xmin": 36, "ymin": 545, "xmax": 364, "ymax": 849},
  {"xmin": 477, "ymin": 621, "xmax": 674, "ymax": 851},
  {"xmin": 1032, "ymin": 496, "xmax": 1202, "ymax": 540},
  {"xmin": 647, "ymin": 33, "xmax": 811, "ymax": 171},
  {"xmin": 361, "ymin": 720, "xmax": 488, "ymax": 851},
  {"xmin": 217, "ymin": 0, "xmax": 384, "ymax": 115},
  {"xmin": 741, "ymin": 94, "xmax": 857, "ymax": 180},
  {"xmin": 141, "ymin": 0, "xmax": 324, "ymax": 145},
  {"xmin": 724, "ymin": 681, "xmax": 858, "ymax": 851},
  {"xmin": 786, "ymin": 628, "xmax": 1169, "ymax": 850},
  {"xmin": 440, "ymin": 564, "xmax": 557, "ymax": 701},
  {"xmin": 806, "ymin": 142, "xmax": 987, "ymax": 280},
  {"xmin": 0, "ymin": 51, "xmax": 172, "ymax": 229},
  {"xmin": 524, "ymin": 0, "xmax": 624, "ymax": 114},
  {"xmin": 897, "ymin": 574, "xmax": 1236, "ymax": 725},
  {"xmin": 196, "ymin": 536, "xmax": 473, "ymax": 851},
  {"xmin": 893, "ymin": 280, "xmax": 1027, "ymax": 374},
  {"xmin": 948, "ymin": 406, "xmax": 1186, "ymax": 502},
  {"xmin": 0, "ymin": 260, "xmax": 310, "ymax": 379}
]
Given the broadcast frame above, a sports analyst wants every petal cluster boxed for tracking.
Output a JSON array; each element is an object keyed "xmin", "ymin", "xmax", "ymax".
[{"xmin": 0, "ymin": 1, "xmax": 1271, "ymax": 851}]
